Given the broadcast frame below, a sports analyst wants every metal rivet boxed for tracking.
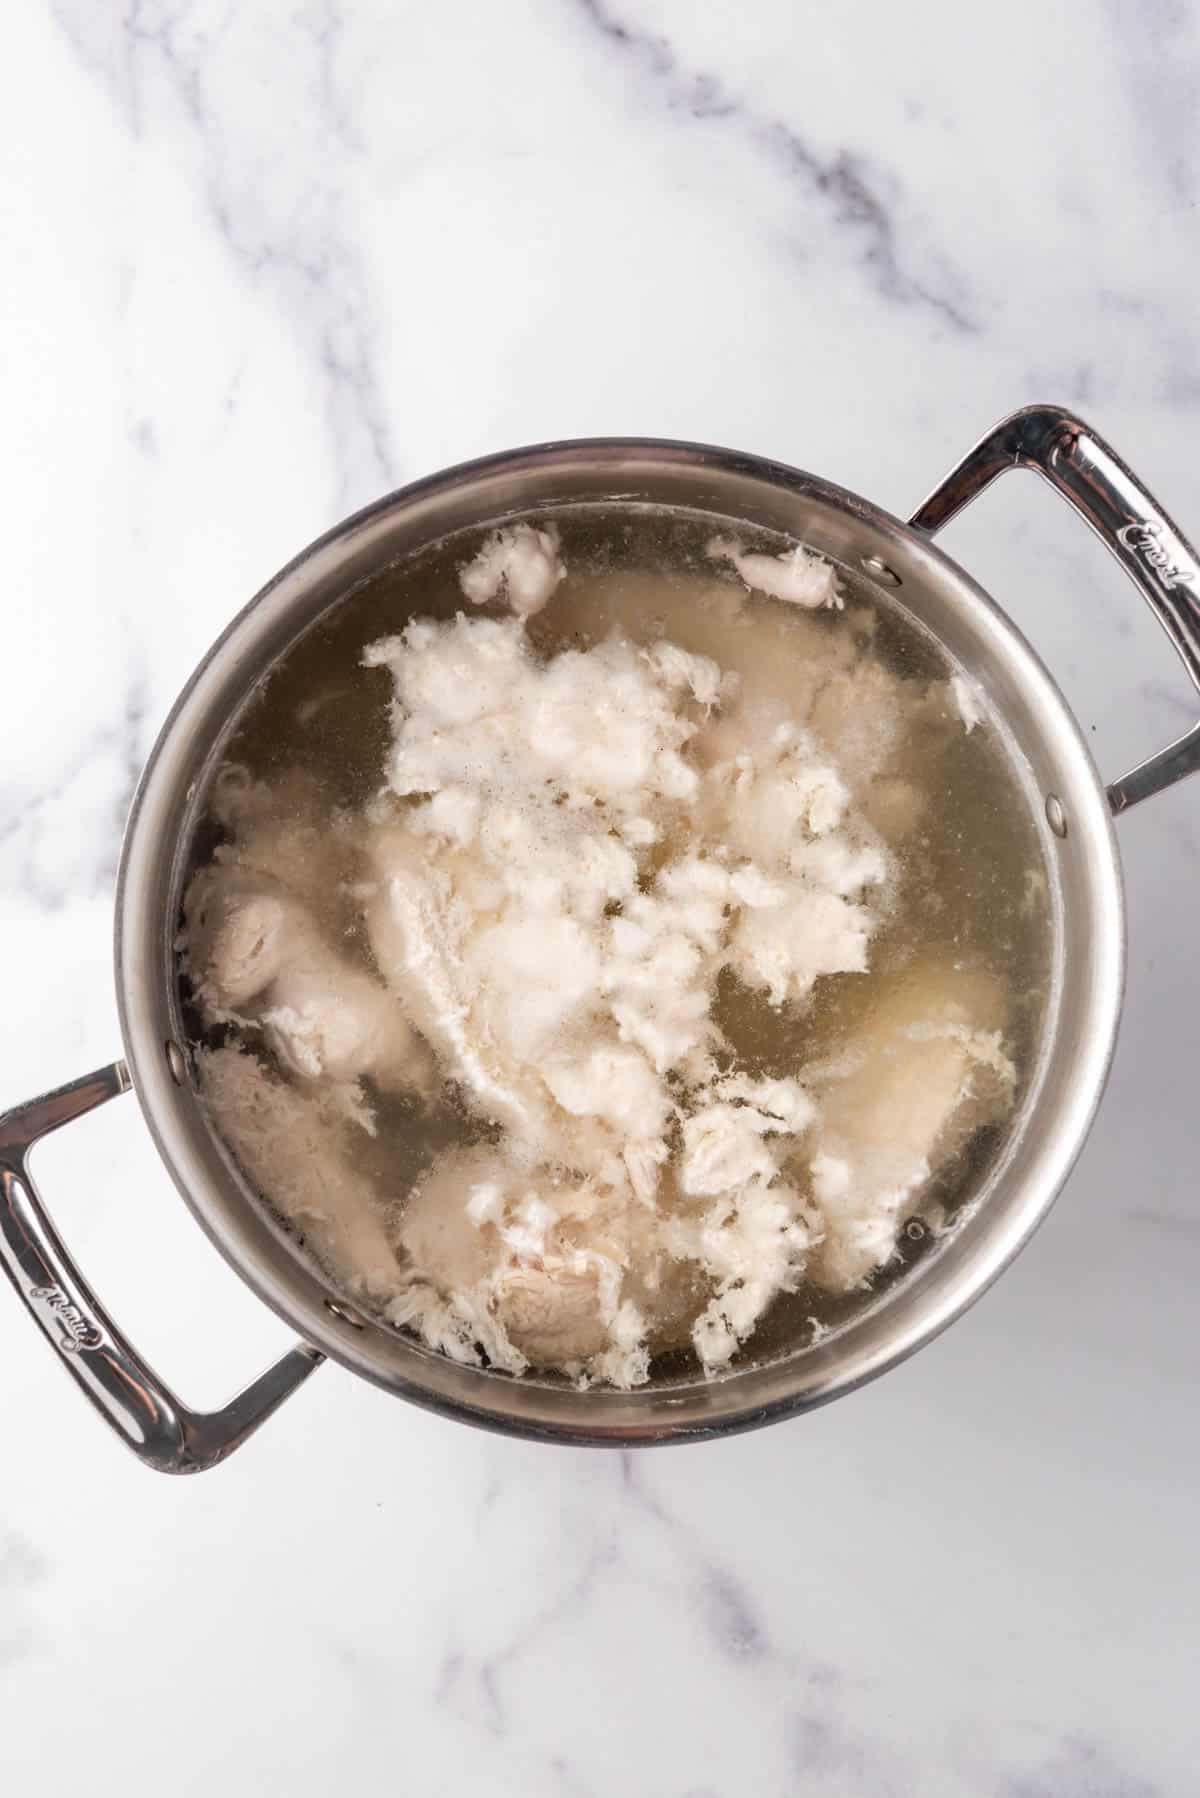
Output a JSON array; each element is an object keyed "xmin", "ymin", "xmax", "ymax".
[
  {"xmin": 904, "ymin": 1218, "xmax": 928, "ymax": 1243},
  {"xmin": 324, "ymin": 1299, "xmax": 366, "ymax": 1331},
  {"xmin": 861, "ymin": 555, "xmax": 902, "ymax": 587},
  {"xmin": 165, "ymin": 1041, "xmax": 187, "ymax": 1085},
  {"xmin": 1045, "ymin": 794, "xmax": 1068, "ymax": 838}
]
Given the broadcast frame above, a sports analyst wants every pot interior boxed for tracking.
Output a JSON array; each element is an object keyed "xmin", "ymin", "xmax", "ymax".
[{"xmin": 115, "ymin": 442, "xmax": 1123, "ymax": 1442}]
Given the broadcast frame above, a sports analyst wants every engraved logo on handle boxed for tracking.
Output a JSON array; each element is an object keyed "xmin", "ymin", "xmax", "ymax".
[
  {"xmin": 28, "ymin": 1284, "xmax": 104, "ymax": 1354},
  {"xmin": 1117, "ymin": 520, "xmax": 1196, "ymax": 589}
]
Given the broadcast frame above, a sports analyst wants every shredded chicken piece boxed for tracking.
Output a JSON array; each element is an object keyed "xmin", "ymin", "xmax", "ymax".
[
  {"xmin": 806, "ymin": 958, "xmax": 1015, "ymax": 1290},
  {"xmin": 951, "ymin": 673, "xmax": 985, "ymax": 732},
  {"xmin": 706, "ymin": 535, "xmax": 843, "ymax": 609},
  {"xmin": 459, "ymin": 522, "xmax": 565, "ymax": 616},
  {"xmin": 183, "ymin": 866, "xmax": 433, "ymax": 1105},
  {"xmin": 389, "ymin": 1146, "xmax": 682, "ymax": 1387},
  {"xmin": 200, "ymin": 1047, "xmax": 403, "ymax": 1302}
]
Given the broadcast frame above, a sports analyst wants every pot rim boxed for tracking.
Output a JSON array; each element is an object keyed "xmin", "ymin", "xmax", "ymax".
[{"xmin": 113, "ymin": 434, "xmax": 1125, "ymax": 1444}]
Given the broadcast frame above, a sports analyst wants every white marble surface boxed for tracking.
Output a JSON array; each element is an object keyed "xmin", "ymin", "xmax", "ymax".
[{"xmin": 1, "ymin": 2, "xmax": 1198, "ymax": 1792}]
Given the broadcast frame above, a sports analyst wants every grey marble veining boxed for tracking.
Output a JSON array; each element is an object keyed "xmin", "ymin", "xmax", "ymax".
[
  {"xmin": 1, "ymin": 2, "xmax": 1198, "ymax": 1793},
  {"xmin": 574, "ymin": 0, "xmax": 979, "ymax": 331}
]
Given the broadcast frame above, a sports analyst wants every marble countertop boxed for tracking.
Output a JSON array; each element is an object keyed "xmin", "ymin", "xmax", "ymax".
[{"xmin": 2, "ymin": 3, "xmax": 1198, "ymax": 1793}]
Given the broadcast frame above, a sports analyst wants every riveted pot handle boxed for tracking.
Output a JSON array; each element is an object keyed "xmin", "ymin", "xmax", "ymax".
[
  {"xmin": 910, "ymin": 404, "xmax": 1200, "ymax": 813},
  {"xmin": 0, "ymin": 1063, "xmax": 323, "ymax": 1474}
]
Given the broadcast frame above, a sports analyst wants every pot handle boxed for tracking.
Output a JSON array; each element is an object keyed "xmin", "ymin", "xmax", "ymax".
[
  {"xmin": 0, "ymin": 1062, "xmax": 323, "ymax": 1474},
  {"xmin": 909, "ymin": 404, "xmax": 1200, "ymax": 813}
]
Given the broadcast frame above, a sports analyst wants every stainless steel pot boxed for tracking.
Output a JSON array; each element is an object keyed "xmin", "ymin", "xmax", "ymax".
[{"xmin": 3, "ymin": 406, "xmax": 1198, "ymax": 1473}]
